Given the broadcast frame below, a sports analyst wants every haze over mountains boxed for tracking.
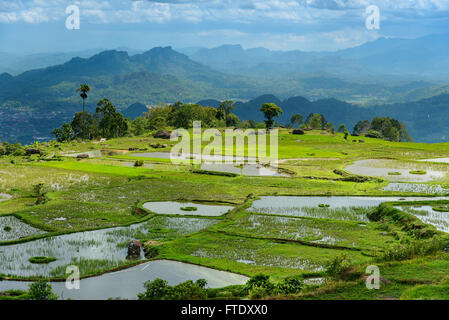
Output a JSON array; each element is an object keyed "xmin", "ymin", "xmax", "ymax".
[{"xmin": 0, "ymin": 34, "xmax": 449, "ymax": 144}]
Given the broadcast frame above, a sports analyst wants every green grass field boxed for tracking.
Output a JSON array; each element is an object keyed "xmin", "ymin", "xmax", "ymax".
[{"xmin": 1, "ymin": 129, "xmax": 449, "ymax": 299}]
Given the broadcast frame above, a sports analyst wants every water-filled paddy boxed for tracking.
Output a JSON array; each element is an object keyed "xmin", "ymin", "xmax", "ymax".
[
  {"xmin": 0, "ymin": 260, "xmax": 249, "ymax": 300},
  {"xmin": 0, "ymin": 216, "xmax": 46, "ymax": 242},
  {"xmin": 62, "ymin": 150, "xmax": 104, "ymax": 158},
  {"xmin": 418, "ymin": 158, "xmax": 449, "ymax": 164},
  {"xmin": 142, "ymin": 201, "xmax": 234, "ymax": 216},
  {"xmin": 129, "ymin": 152, "xmax": 254, "ymax": 163},
  {"xmin": 345, "ymin": 159, "xmax": 447, "ymax": 182},
  {"xmin": 0, "ymin": 193, "xmax": 11, "ymax": 202},
  {"xmin": 383, "ymin": 183, "xmax": 449, "ymax": 194},
  {"xmin": 248, "ymin": 196, "xmax": 449, "ymax": 221},
  {"xmin": 216, "ymin": 213, "xmax": 395, "ymax": 249},
  {"xmin": 201, "ymin": 163, "xmax": 288, "ymax": 177},
  {"xmin": 396, "ymin": 205, "xmax": 449, "ymax": 233},
  {"xmin": 0, "ymin": 216, "xmax": 219, "ymax": 277}
]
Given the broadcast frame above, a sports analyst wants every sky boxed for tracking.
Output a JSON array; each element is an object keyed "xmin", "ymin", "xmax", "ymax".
[{"xmin": 0, "ymin": 0, "xmax": 448, "ymax": 53}]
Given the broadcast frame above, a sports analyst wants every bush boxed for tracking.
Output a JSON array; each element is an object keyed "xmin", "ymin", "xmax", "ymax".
[
  {"xmin": 137, "ymin": 278, "xmax": 169, "ymax": 300},
  {"xmin": 244, "ymin": 274, "xmax": 274, "ymax": 294},
  {"xmin": 378, "ymin": 237, "xmax": 448, "ymax": 262},
  {"xmin": 432, "ymin": 206, "xmax": 449, "ymax": 212},
  {"xmin": 325, "ymin": 255, "xmax": 351, "ymax": 278},
  {"xmin": 409, "ymin": 170, "xmax": 427, "ymax": 175},
  {"xmin": 248, "ymin": 286, "xmax": 270, "ymax": 299},
  {"xmin": 143, "ymin": 246, "xmax": 159, "ymax": 258},
  {"xmin": 28, "ymin": 281, "xmax": 58, "ymax": 300},
  {"xmin": 365, "ymin": 129, "xmax": 383, "ymax": 139},
  {"xmin": 180, "ymin": 206, "xmax": 197, "ymax": 211},
  {"xmin": 3, "ymin": 226, "xmax": 11, "ymax": 232},
  {"xmin": 29, "ymin": 256, "xmax": 57, "ymax": 264},
  {"xmin": 191, "ymin": 169, "xmax": 238, "ymax": 177},
  {"xmin": 134, "ymin": 160, "xmax": 144, "ymax": 167},
  {"xmin": 138, "ymin": 278, "xmax": 208, "ymax": 300},
  {"xmin": 276, "ymin": 276, "xmax": 303, "ymax": 294}
]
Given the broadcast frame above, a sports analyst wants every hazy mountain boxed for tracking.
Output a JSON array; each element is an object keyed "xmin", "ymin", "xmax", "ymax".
[
  {"xmin": 1, "ymin": 43, "xmax": 449, "ymax": 144},
  {"xmin": 122, "ymin": 102, "xmax": 149, "ymax": 119},
  {"xmin": 185, "ymin": 35, "xmax": 449, "ymax": 80},
  {"xmin": 0, "ymin": 47, "xmax": 145, "ymax": 76},
  {"xmin": 198, "ymin": 93, "xmax": 449, "ymax": 143}
]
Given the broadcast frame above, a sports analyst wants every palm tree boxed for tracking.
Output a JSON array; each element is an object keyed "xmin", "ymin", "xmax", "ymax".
[{"xmin": 76, "ymin": 84, "xmax": 91, "ymax": 112}]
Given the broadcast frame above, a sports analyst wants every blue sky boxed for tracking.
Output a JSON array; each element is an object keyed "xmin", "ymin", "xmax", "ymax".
[{"xmin": 0, "ymin": 0, "xmax": 448, "ymax": 53}]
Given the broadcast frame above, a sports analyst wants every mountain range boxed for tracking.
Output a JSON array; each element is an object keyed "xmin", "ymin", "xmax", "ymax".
[{"xmin": 0, "ymin": 35, "xmax": 449, "ymax": 144}]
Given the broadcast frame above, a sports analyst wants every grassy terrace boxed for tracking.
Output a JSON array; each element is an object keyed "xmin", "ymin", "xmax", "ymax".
[{"xmin": 1, "ymin": 129, "xmax": 449, "ymax": 299}]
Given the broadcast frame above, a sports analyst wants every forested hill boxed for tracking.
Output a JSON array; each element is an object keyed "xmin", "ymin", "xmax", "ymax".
[{"xmin": 197, "ymin": 94, "xmax": 449, "ymax": 143}]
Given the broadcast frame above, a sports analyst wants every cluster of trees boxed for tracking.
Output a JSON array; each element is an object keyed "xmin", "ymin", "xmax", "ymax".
[
  {"xmin": 53, "ymin": 85, "xmax": 286, "ymax": 142},
  {"xmin": 287, "ymin": 112, "xmax": 335, "ymax": 132},
  {"xmin": 51, "ymin": 84, "xmax": 412, "ymax": 144},
  {"xmin": 53, "ymin": 98, "xmax": 128, "ymax": 142},
  {"xmin": 352, "ymin": 117, "xmax": 412, "ymax": 142},
  {"xmin": 53, "ymin": 85, "xmax": 129, "ymax": 142},
  {"xmin": 0, "ymin": 142, "xmax": 26, "ymax": 156},
  {"xmin": 137, "ymin": 100, "xmax": 283, "ymax": 132}
]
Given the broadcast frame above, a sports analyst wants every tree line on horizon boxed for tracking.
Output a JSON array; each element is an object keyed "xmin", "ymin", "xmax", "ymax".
[{"xmin": 50, "ymin": 84, "xmax": 412, "ymax": 143}]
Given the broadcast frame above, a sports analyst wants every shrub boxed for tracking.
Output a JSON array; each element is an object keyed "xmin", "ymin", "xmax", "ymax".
[
  {"xmin": 365, "ymin": 129, "xmax": 383, "ymax": 139},
  {"xmin": 137, "ymin": 278, "xmax": 169, "ymax": 300},
  {"xmin": 191, "ymin": 169, "xmax": 238, "ymax": 177},
  {"xmin": 276, "ymin": 276, "xmax": 303, "ymax": 294},
  {"xmin": 378, "ymin": 237, "xmax": 448, "ymax": 262},
  {"xmin": 388, "ymin": 171, "xmax": 402, "ymax": 175},
  {"xmin": 180, "ymin": 206, "xmax": 198, "ymax": 211},
  {"xmin": 244, "ymin": 274, "xmax": 275, "ymax": 294},
  {"xmin": 248, "ymin": 286, "xmax": 270, "ymax": 299},
  {"xmin": 318, "ymin": 203, "xmax": 330, "ymax": 208},
  {"xmin": 325, "ymin": 255, "xmax": 351, "ymax": 278},
  {"xmin": 134, "ymin": 160, "xmax": 144, "ymax": 167},
  {"xmin": 29, "ymin": 256, "xmax": 57, "ymax": 264},
  {"xmin": 3, "ymin": 226, "xmax": 11, "ymax": 232},
  {"xmin": 144, "ymin": 246, "xmax": 159, "ymax": 258},
  {"xmin": 432, "ymin": 206, "xmax": 449, "ymax": 212},
  {"xmin": 138, "ymin": 278, "xmax": 208, "ymax": 300},
  {"xmin": 409, "ymin": 170, "xmax": 427, "ymax": 175},
  {"xmin": 28, "ymin": 281, "xmax": 58, "ymax": 300}
]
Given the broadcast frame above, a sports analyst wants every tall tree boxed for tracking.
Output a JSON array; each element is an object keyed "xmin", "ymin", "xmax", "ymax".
[
  {"xmin": 95, "ymin": 98, "xmax": 128, "ymax": 138},
  {"xmin": 260, "ymin": 103, "xmax": 283, "ymax": 130},
  {"xmin": 76, "ymin": 84, "xmax": 91, "ymax": 112},
  {"xmin": 71, "ymin": 111, "xmax": 96, "ymax": 140},
  {"xmin": 290, "ymin": 113, "xmax": 303, "ymax": 128},
  {"xmin": 217, "ymin": 100, "xmax": 235, "ymax": 127}
]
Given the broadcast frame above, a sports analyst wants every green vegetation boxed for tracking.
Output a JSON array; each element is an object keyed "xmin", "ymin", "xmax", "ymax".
[
  {"xmin": 1, "ymin": 103, "xmax": 449, "ymax": 300},
  {"xmin": 138, "ymin": 278, "xmax": 208, "ymax": 300},
  {"xmin": 29, "ymin": 256, "xmax": 57, "ymax": 264},
  {"xmin": 353, "ymin": 117, "xmax": 412, "ymax": 142},
  {"xmin": 409, "ymin": 170, "xmax": 427, "ymax": 175},
  {"xmin": 28, "ymin": 281, "xmax": 58, "ymax": 300},
  {"xmin": 180, "ymin": 206, "xmax": 198, "ymax": 212}
]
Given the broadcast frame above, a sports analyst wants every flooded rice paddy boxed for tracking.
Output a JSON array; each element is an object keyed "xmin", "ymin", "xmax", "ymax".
[
  {"xmin": 345, "ymin": 159, "xmax": 447, "ymax": 182},
  {"xmin": 0, "ymin": 216, "xmax": 219, "ymax": 277},
  {"xmin": 0, "ymin": 193, "xmax": 11, "ymax": 202},
  {"xmin": 396, "ymin": 205, "xmax": 449, "ymax": 233},
  {"xmin": 201, "ymin": 163, "xmax": 288, "ymax": 177},
  {"xmin": 142, "ymin": 201, "xmax": 234, "ymax": 216},
  {"xmin": 0, "ymin": 260, "xmax": 248, "ymax": 300},
  {"xmin": 0, "ymin": 216, "xmax": 46, "ymax": 242},
  {"xmin": 418, "ymin": 158, "xmax": 449, "ymax": 164},
  {"xmin": 248, "ymin": 196, "xmax": 449, "ymax": 221},
  {"xmin": 383, "ymin": 183, "xmax": 449, "ymax": 194}
]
